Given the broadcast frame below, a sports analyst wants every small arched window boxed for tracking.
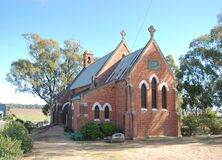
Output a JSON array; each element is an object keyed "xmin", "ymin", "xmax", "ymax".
[
  {"xmin": 141, "ymin": 84, "xmax": 147, "ymax": 108},
  {"xmin": 94, "ymin": 106, "xmax": 100, "ymax": 119},
  {"xmin": 162, "ymin": 86, "xmax": 167, "ymax": 109},
  {"xmin": 104, "ymin": 106, "xmax": 109, "ymax": 119},
  {"xmin": 152, "ymin": 78, "xmax": 157, "ymax": 108}
]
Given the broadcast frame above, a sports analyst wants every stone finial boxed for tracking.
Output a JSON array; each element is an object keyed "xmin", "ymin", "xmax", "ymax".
[
  {"xmin": 148, "ymin": 25, "xmax": 156, "ymax": 39},
  {"xmin": 120, "ymin": 30, "xmax": 126, "ymax": 41}
]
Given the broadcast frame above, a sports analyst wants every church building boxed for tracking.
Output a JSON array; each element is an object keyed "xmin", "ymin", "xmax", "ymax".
[{"xmin": 53, "ymin": 26, "xmax": 181, "ymax": 139}]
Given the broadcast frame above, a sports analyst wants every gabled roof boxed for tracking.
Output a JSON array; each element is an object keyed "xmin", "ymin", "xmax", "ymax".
[
  {"xmin": 70, "ymin": 51, "xmax": 113, "ymax": 90},
  {"xmin": 70, "ymin": 27, "xmax": 176, "ymax": 91},
  {"xmin": 106, "ymin": 47, "xmax": 144, "ymax": 83}
]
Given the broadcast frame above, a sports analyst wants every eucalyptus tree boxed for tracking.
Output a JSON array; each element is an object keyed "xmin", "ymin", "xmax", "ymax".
[
  {"xmin": 7, "ymin": 33, "xmax": 83, "ymax": 115},
  {"xmin": 177, "ymin": 19, "xmax": 222, "ymax": 112}
]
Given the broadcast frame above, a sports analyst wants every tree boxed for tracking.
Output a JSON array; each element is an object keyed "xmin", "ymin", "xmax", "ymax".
[
  {"xmin": 177, "ymin": 19, "xmax": 222, "ymax": 111},
  {"xmin": 217, "ymin": 10, "xmax": 222, "ymax": 24},
  {"xmin": 7, "ymin": 33, "xmax": 83, "ymax": 115},
  {"xmin": 165, "ymin": 54, "xmax": 179, "ymax": 76}
]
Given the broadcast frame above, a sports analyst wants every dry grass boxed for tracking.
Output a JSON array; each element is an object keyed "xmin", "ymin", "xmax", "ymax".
[
  {"xmin": 8, "ymin": 108, "xmax": 49, "ymax": 123},
  {"xmin": 24, "ymin": 125, "xmax": 222, "ymax": 160}
]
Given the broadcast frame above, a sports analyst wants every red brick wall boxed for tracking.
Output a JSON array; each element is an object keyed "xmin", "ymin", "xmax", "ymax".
[
  {"xmin": 72, "ymin": 100, "xmax": 83, "ymax": 131},
  {"xmin": 130, "ymin": 42, "xmax": 179, "ymax": 137},
  {"xmin": 97, "ymin": 43, "xmax": 129, "ymax": 76},
  {"xmin": 115, "ymin": 81, "xmax": 127, "ymax": 132},
  {"xmin": 68, "ymin": 41, "xmax": 180, "ymax": 138},
  {"xmin": 85, "ymin": 82, "xmax": 116, "ymax": 124}
]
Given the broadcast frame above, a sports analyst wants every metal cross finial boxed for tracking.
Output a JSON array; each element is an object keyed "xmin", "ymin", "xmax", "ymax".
[
  {"xmin": 120, "ymin": 30, "xmax": 126, "ymax": 41},
  {"xmin": 148, "ymin": 25, "xmax": 156, "ymax": 39}
]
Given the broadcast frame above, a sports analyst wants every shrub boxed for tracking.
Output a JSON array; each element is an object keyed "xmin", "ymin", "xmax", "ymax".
[
  {"xmin": 2, "ymin": 122, "xmax": 33, "ymax": 153},
  {"xmin": 15, "ymin": 118, "xmax": 24, "ymax": 124},
  {"xmin": 182, "ymin": 114, "xmax": 199, "ymax": 136},
  {"xmin": 207, "ymin": 119, "xmax": 222, "ymax": 135},
  {"xmin": 0, "ymin": 134, "xmax": 23, "ymax": 160},
  {"xmin": 70, "ymin": 131, "xmax": 84, "ymax": 141},
  {"xmin": 81, "ymin": 123, "xmax": 103, "ymax": 140},
  {"xmin": 24, "ymin": 121, "xmax": 36, "ymax": 133},
  {"xmin": 100, "ymin": 123, "xmax": 118, "ymax": 137}
]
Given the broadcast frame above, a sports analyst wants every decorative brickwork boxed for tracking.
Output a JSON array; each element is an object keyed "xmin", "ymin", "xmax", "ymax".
[{"xmin": 53, "ymin": 26, "xmax": 181, "ymax": 139}]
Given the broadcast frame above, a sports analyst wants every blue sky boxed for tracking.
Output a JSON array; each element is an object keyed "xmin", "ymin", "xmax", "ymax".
[{"xmin": 0, "ymin": 0, "xmax": 221, "ymax": 104}]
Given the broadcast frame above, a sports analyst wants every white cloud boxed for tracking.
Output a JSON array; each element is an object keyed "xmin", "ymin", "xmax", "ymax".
[{"xmin": 0, "ymin": 80, "xmax": 46, "ymax": 105}]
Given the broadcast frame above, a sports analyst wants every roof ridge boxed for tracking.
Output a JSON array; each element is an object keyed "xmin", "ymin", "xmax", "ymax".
[{"xmin": 95, "ymin": 40, "xmax": 125, "ymax": 77}]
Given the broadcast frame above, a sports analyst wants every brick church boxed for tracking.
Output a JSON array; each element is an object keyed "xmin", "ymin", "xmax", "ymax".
[{"xmin": 52, "ymin": 26, "xmax": 181, "ymax": 139}]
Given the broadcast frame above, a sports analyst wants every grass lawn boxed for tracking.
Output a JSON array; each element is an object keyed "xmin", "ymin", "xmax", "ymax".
[{"xmin": 8, "ymin": 108, "xmax": 49, "ymax": 123}]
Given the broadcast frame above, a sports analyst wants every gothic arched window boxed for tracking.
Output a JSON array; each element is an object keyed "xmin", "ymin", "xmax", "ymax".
[
  {"xmin": 141, "ymin": 84, "xmax": 147, "ymax": 108},
  {"xmin": 94, "ymin": 106, "xmax": 100, "ymax": 119},
  {"xmin": 152, "ymin": 78, "xmax": 157, "ymax": 108},
  {"xmin": 104, "ymin": 106, "xmax": 109, "ymax": 119},
  {"xmin": 162, "ymin": 86, "xmax": 167, "ymax": 109}
]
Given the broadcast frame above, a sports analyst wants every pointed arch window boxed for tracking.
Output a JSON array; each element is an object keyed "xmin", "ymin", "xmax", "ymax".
[
  {"xmin": 162, "ymin": 86, "xmax": 167, "ymax": 109},
  {"xmin": 104, "ymin": 106, "xmax": 110, "ymax": 119},
  {"xmin": 141, "ymin": 84, "xmax": 147, "ymax": 108},
  {"xmin": 94, "ymin": 106, "xmax": 100, "ymax": 119},
  {"xmin": 152, "ymin": 78, "xmax": 157, "ymax": 108}
]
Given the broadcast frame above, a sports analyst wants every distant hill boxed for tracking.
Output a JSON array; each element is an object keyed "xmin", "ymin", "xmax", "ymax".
[{"xmin": 5, "ymin": 103, "xmax": 43, "ymax": 109}]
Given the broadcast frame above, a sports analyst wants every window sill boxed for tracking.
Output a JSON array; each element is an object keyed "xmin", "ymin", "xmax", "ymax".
[
  {"xmin": 162, "ymin": 109, "xmax": 168, "ymax": 112},
  {"xmin": 94, "ymin": 119, "xmax": 100, "ymax": 122},
  {"xmin": 104, "ymin": 119, "xmax": 110, "ymax": 122},
  {"xmin": 141, "ymin": 108, "xmax": 147, "ymax": 112},
  {"xmin": 152, "ymin": 108, "xmax": 158, "ymax": 112},
  {"xmin": 83, "ymin": 114, "xmax": 88, "ymax": 117}
]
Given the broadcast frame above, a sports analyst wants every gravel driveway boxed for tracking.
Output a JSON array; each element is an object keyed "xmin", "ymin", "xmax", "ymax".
[{"xmin": 23, "ymin": 125, "xmax": 222, "ymax": 160}]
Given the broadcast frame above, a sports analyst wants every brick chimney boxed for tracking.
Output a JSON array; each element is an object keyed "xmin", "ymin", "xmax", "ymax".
[{"xmin": 83, "ymin": 50, "xmax": 93, "ymax": 68}]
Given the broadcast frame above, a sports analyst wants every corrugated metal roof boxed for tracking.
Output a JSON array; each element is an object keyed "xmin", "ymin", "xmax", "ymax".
[
  {"xmin": 106, "ymin": 47, "xmax": 144, "ymax": 83},
  {"xmin": 70, "ymin": 51, "xmax": 113, "ymax": 90}
]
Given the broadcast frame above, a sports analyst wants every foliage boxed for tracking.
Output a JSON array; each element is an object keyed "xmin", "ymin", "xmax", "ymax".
[
  {"xmin": 177, "ymin": 20, "xmax": 222, "ymax": 111},
  {"xmin": 182, "ymin": 114, "xmax": 199, "ymax": 136},
  {"xmin": 81, "ymin": 123, "xmax": 104, "ymax": 140},
  {"xmin": 100, "ymin": 123, "xmax": 118, "ymax": 137},
  {"xmin": 2, "ymin": 122, "xmax": 33, "ymax": 153},
  {"xmin": 0, "ymin": 134, "xmax": 23, "ymax": 160},
  {"xmin": 165, "ymin": 54, "xmax": 180, "ymax": 76},
  {"xmin": 207, "ymin": 119, "xmax": 222, "ymax": 135},
  {"xmin": 15, "ymin": 118, "xmax": 24, "ymax": 124},
  {"xmin": 23, "ymin": 121, "xmax": 36, "ymax": 133},
  {"xmin": 217, "ymin": 10, "xmax": 222, "ymax": 24},
  {"xmin": 42, "ymin": 104, "xmax": 50, "ymax": 116},
  {"xmin": 70, "ymin": 132, "xmax": 84, "ymax": 141},
  {"xmin": 3, "ymin": 114, "xmax": 16, "ymax": 121},
  {"xmin": 182, "ymin": 109, "xmax": 222, "ymax": 136},
  {"xmin": 6, "ymin": 34, "xmax": 83, "ymax": 114},
  {"xmin": 80, "ymin": 123, "xmax": 121, "ymax": 140}
]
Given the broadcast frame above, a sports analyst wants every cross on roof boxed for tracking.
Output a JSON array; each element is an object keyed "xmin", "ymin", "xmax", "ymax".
[
  {"xmin": 148, "ymin": 25, "xmax": 156, "ymax": 39},
  {"xmin": 120, "ymin": 30, "xmax": 126, "ymax": 41}
]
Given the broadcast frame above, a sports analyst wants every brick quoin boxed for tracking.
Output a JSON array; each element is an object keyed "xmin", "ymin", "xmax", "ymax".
[{"xmin": 53, "ymin": 26, "xmax": 181, "ymax": 139}]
